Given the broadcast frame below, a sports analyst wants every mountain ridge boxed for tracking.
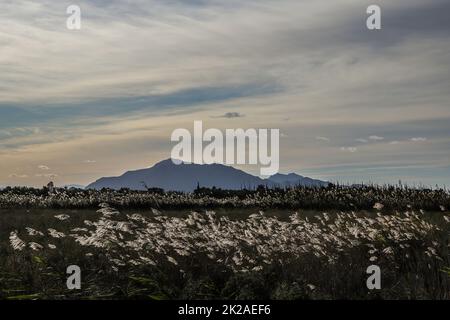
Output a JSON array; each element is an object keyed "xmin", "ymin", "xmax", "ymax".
[{"xmin": 86, "ymin": 159, "xmax": 329, "ymax": 192}]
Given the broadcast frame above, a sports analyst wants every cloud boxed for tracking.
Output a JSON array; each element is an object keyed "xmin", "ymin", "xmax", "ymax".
[
  {"xmin": 316, "ymin": 136, "xmax": 330, "ymax": 142},
  {"xmin": 411, "ymin": 137, "xmax": 427, "ymax": 142},
  {"xmin": 35, "ymin": 173, "xmax": 58, "ymax": 179},
  {"xmin": 369, "ymin": 136, "xmax": 385, "ymax": 141},
  {"xmin": 38, "ymin": 165, "xmax": 50, "ymax": 170},
  {"xmin": 8, "ymin": 174, "xmax": 28, "ymax": 178},
  {"xmin": 356, "ymin": 138, "xmax": 369, "ymax": 143},
  {"xmin": 389, "ymin": 141, "xmax": 400, "ymax": 145},
  {"xmin": 340, "ymin": 147, "xmax": 358, "ymax": 153},
  {"xmin": 83, "ymin": 160, "xmax": 97, "ymax": 164},
  {"xmin": 1, "ymin": 0, "xmax": 450, "ymax": 187},
  {"xmin": 215, "ymin": 112, "xmax": 245, "ymax": 119}
]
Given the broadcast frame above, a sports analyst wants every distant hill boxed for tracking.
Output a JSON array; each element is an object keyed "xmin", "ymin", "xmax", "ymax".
[
  {"xmin": 86, "ymin": 159, "xmax": 329, "ymax": 192},
  {"xmin": 268, "ymin": 173, "xmax": 329, "ymax": 188}
]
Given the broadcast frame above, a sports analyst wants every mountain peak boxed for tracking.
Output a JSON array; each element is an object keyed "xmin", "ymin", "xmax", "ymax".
[{"xmin": 152, "ymin": 158, "xmax": 178, "ymax": 167}]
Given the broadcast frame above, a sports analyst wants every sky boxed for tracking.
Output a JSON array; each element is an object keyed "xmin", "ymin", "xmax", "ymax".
[{"xmin": 1, "ymin": 0, "xmax": 450, "ymax": 188}]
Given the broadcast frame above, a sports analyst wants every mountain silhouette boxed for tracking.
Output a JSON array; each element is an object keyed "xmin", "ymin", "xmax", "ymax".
[
  {"xmin": 268, "ymin": 173, "xmax": 328, "ymax": 187},
  {"xmin": 86, "ymin": 159, "xmax": 328, "ymax": 192}
]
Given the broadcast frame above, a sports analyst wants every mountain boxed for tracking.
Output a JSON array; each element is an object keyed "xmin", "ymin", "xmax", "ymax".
[
  {"xmin": 268, "ymin": 173, "xmax": 329, "ymax": 187},
  {"xmin": 86, "ymin": 159, "xmax": 329, "ymax": 192}
]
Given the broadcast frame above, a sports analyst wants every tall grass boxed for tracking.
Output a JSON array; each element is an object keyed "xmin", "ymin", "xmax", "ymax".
[
  {"xmin": 1, "ymin": 203, "xmax": 449, "ymax": 300},
  {"xmin": 1, "ymin": 185, "xmax": 449, "ymax": 211}
]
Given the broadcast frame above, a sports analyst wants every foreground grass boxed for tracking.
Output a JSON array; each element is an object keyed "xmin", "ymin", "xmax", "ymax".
[{"xmin": 1, "ymin": 204, "xmax": 449, "ymax": 300}]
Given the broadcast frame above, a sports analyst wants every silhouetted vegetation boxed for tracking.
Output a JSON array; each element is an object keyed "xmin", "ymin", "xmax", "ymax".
[{"xmin": 1, "ymin": 184, "xmax": 449, "ymax": 211}]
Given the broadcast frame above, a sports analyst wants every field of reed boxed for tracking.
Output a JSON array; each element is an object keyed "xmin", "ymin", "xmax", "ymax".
[
  {"xmin": 1, "ymin": 199, "xmax": 449, "ymax": 300},
  {"xmin": 1, "ymin": 184, "xmax": 449, "ymax": 211}
]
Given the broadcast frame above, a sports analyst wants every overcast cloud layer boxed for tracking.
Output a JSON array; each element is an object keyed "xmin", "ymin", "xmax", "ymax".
[{"xmin": 1, "ymin": 0, "xmax": 449, "ymax": 187}]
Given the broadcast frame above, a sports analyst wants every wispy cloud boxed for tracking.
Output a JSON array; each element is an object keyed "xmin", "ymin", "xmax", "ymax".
[
  {"xmin": 316, "ymin": 136, "xmax": 330, "ymax": 142},
  {"xmin": 35, "ymin": 173, "xmax": 58, "ymax": 179},
  {"xmin": 1, "ymin": 0, "xmax": 450, "ymax": 186},
  {"xmin": 9, "ymin": 174, "xmax": 28, "ymax": 178},
  {"xmin": 340, "ymin": 147, "xmax": 358, "ymax": 153},
  {"xmin": 411, "ymin": 137, "xmax": 427, "ymax": 142},
  {"xmin": 369, "ymin": 136, "xmax": 385, "ymax": 141},
  {"xmin": 214, "ymin": 112, "xmax": 245, "ymax": 119}
]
